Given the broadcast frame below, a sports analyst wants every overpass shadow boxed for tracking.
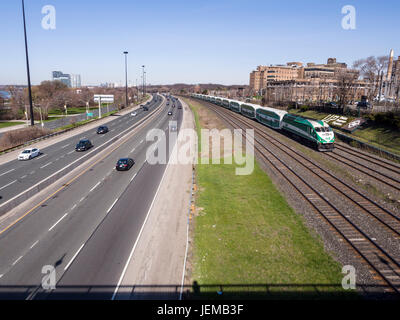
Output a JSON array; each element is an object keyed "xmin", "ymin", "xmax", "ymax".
[{"xmin": 0, "ymin": 282, "xmax": 396, "ymax": 300}]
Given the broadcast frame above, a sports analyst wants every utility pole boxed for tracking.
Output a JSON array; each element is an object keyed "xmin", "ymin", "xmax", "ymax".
[
  {"xmin": 22, "ymin": 0, "xmax": 34, "ymax": 126},
  {"xmin": 123, "ymin": 51, "xmax": 129, "ymax": 108}
]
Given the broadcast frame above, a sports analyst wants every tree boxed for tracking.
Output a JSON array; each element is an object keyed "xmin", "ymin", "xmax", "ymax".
[
  {"xmin": 334, "ymin": 70, "xmax": 357, "ymax": 109},
  {"xmin": 8, "ymin": 86, "xmax": 26, "ymax": 119},
  {"xmin": 353, "ymin": 55, "xmax": 389, "ymax": 102}
]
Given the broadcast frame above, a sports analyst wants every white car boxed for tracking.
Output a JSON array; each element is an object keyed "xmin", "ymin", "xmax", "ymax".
[
  {"xmin": 131, "ymin": 111, "xmax": 137, "ymax": 117},
  {"xmin": 18, "ymin": 148, "xmax": 40, "ymax": 161}
]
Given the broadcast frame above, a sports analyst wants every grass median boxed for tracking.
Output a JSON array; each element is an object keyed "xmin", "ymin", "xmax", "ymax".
[{"xmin": 186, "ymin": 98, "xmax": 354, "ymax": 299}]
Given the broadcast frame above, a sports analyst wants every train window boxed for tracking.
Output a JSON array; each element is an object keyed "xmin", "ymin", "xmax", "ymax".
[{"xmin": 315, "ymin": 127, "xmax": 322, "ymax": 132}]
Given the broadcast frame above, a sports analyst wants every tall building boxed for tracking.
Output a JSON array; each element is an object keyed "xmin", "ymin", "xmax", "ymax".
[
  {"xmin": 71, "ymin": 74, "xmax": 82, "ymax": 88},
  {"xmin": 250, "ymin": 58, "xmax": 359, "ymax": 98},
  {"xmin": 387, "ymin": 49, "xmax": 394, "ymax": 81},
  {"xmin": 250, "ymin": 63, "xmax": 302, "ymax": 93},
  {"xmin": 52, "ymin": 71, "xmax": 71, "ymax": 87}
]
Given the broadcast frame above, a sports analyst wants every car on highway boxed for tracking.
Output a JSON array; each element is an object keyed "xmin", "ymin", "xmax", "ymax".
[
  {"xmin": 168, "ymin": 111, "xmax": 173, "ymax": 115},
  {"xmin": 131, "ymin": 111, "xmax": 137, "ymax": 117},
  {"xmin": 143, "ymin": 106, "xmax": 149, "ymax": 111},
  {"xmin": 18, "ymin": 148, "xmax": 40, "ymax": 161},
  {"xmin": 169, "ymin": 125, "xmax": 177, "ymax": 132},
  {"xmin": 116, "ymin": 158, "xmax": 135, "ymax": 171},
  {"xmin": 96, "ymin": 126, "xmax": 109, "ymax": 134},
  {"xmin": 75, "ymin": 139, "xmax": 93, "ymax": 152}
]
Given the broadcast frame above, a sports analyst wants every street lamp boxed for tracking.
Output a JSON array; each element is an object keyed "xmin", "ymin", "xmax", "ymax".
[
  {"xmin": 123, "ymin": 51, "xmax": 129, "ymax": 108},
  {"xmin": 21, "ymin": 0, "xmax": 34, "ymax": 126},
  {"xmin": 142, "ymin": 65, "xmax": 145, "ymax": 97}
]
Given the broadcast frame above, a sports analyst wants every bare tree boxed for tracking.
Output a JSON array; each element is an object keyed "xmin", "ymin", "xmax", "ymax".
[
  {"xmin": 353, "ymin": 55, "xmax": 389, "ymax": 102},
  {"xmin": 334, "ymin": 70, "xmax": 357, "ymax": 109},
  {"xmin": 7, "ymin": 86, "xmax": 26, "ymax": 119}
]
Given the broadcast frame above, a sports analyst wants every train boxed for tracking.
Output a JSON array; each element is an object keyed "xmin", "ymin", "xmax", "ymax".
[{"xmin": 191, "ymin": 94, "xmax": 335, "ymax": 151}]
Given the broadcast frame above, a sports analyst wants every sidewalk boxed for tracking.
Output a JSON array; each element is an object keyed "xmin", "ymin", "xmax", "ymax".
[
  {"xmin": 115, "ymin": 98, "xmax": 196, "ymax": 300},
  {"xmin": 0, "ymin": 121, "xmax": 27, "ymax": 134},
  {"xmin": 0, "ymin": 95, "xmax": 153, "ymax": 165}
]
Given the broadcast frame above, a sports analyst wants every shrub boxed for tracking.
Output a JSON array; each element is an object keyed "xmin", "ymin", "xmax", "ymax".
[{"xmin": 0, "ymin": 127, "xmax": 52, "ymax": 151}]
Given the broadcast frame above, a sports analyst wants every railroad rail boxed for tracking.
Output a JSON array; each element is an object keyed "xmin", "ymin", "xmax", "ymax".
[{"xmin": 200, "ymin": 100, "xmax": 400, "ymax": 295}]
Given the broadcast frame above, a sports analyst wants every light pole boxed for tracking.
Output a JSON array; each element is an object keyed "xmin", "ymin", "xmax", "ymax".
[
  {"xmin": 21, "ymin": 0, "xmax": 34, "ymax": 126},
  {"xmin": 123, "ymin": 51, "xmax": 129, "ymax": 108},
  {"xmin": 142, "ymin": 65, "xmax": 145, "ymax": 97},
  {"xmin": 144, "ymin": 71, "xmax": 146, "ymax": 97}
]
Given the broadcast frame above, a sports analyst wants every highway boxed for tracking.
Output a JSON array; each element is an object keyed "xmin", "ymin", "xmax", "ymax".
[
  {"xmin": 0, "ymin": 94, "xmax": 183, "ymax": 299},
  {"xmin": 0, "ymin": 95, "xmax": 162, "ymax": 215}
]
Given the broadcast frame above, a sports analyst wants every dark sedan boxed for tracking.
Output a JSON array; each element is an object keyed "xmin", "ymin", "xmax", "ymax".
[
  {"xmin": 96, "ymin": 126, "xmax": 109, "ymax": 134},
  {"xmin": 75, "ymin": 139, "xmax": 93, "ymax": 152},
  {"xmin": 116, "ymin": 158, "xmax": 135, "ymax": 171}
]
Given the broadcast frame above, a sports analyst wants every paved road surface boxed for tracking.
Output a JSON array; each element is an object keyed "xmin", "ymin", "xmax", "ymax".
[
  {"xmin": 0, "ymin": 95, "xmax": 161, "ymax": 214},
  {"xmin": 0, "ymin": 95, "xmax": 183, "ymax": 299}
]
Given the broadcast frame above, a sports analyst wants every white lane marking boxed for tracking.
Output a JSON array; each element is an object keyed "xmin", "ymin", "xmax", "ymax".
[
  {"xmin": 111, "ymin": 129, "xmax": 115, "ymax": 132},
  {"xmin": 107, "ymin": 198, "xmax": 119, "ymax": 214},
  {"xmin": 140, "ymin": 139, "xmax": 144, "ymax": 144},
  {"xmin": 111, "ymin": 150, "xmax": 172, "ymax": 300},
  {"xmin": 0, "ymin": 180, "xmax": 17, "ymax": 191},
  {"xmin": 71, "ymin": 204, "xmax": 77, "ymax": 210},
  {"xmin": 30, "ymin": 240, "xmax": 39, "ymax": 249},
  {"xmin": 12, "ymin": 256, "xmax": 23, "ymax": 266},
  {"xmin": 20, "ymin": 175, "xmax": 27, "ymax": 179},
  {"xmin": 64, "ymin": 243, "xmax": 85, "ymax": 271},
  {"xmin": 40, "ymin": 162, "xmax": 53, "ymax": 169},
  {"xmin": 130, "ymin": 173, "xmax": 137, "ymax": 182},
  {"xmin": 79, "ymin": 197, "xmax": 85, "ymax": 202},
  {"xmin": 0, "ymin": 274, "xmax": 3, "ymax": 279},
  {"xmin": 30, "ymin": 171, "xmax": 35, "ymax": 175},
  {"xmin": 48, "ymin": 213, "xmax": 69, "ymax": 231},
  {"xmin": 130, "ymin": 147, "xmax": 135, "ymax": 153},
  {"xmin": 89, "ymin": 181, "xmax": 101, "ymax": 192},
  {"xmin": 0, "ymin": 100, "xmax": 162, "ymax": 213},
  {"xmin": 61, "ymin": 144, "xmax": 70, "ymax": 149},
  {"xmin": 0, "ymin": 169, "xmax": 15, "ymax": 177}
]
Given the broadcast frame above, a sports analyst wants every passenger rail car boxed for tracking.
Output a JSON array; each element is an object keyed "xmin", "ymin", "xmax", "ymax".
[{"xmin": 190, "ymin": 94, "xmax": 335, "ymax": 151}]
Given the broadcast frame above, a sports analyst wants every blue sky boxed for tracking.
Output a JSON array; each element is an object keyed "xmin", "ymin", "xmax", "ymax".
[{"xmin": 0, "ymin": 0, "xmax": 398, "ymax": 86}]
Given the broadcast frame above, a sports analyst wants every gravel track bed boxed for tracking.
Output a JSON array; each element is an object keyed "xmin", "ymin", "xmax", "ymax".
[{"xmin": 203, "ymin": 101, "xmax": 400, "ymax": 298}]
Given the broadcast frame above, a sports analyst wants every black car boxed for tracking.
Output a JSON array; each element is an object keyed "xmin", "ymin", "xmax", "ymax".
[
  {"xmin": 96, "ymin": 126, "xmax": 109, "ymax": 134},
  {"xmin": 75, "ymin": 139, "xmax": 93, "ymax": 152},
  {"xmin": 116, "ymin": 158, "xmax": 135, "ymax": 171},
  {"xmin": 168, "ymin": 111, "xmax": 173, "ymax": 115},
  {"xmin": 143, "ymin": 106, "xmax": 149, "ymax": 111}
]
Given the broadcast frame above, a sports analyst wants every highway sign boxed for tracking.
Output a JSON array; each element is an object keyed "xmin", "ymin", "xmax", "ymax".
[{"xmin": 94, "ymin": 94, "xmax": 114, "ymax": 103}]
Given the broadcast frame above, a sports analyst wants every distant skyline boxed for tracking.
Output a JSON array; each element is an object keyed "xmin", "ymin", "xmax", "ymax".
[{"xmin": 1, "ymin": 0, "xmax": 399, "ymax": 86}]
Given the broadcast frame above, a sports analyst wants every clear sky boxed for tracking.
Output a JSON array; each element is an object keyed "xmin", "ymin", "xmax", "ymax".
[{"xmin": 0, "ymin": 0, "xmax": 398, "ymax": 86}]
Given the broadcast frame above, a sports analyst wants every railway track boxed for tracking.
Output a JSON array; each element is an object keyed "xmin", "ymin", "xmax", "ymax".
[
  {"xmin": 200, "ymin": 101, "xmax": 400, "ymax": 295},
  {"xmin": 324, "ymin": 151, "xmax": 400, "ymax": 192},
  {"xmin": 333, "ymin": 144, "xmax": 400, "ymax": 176}
]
